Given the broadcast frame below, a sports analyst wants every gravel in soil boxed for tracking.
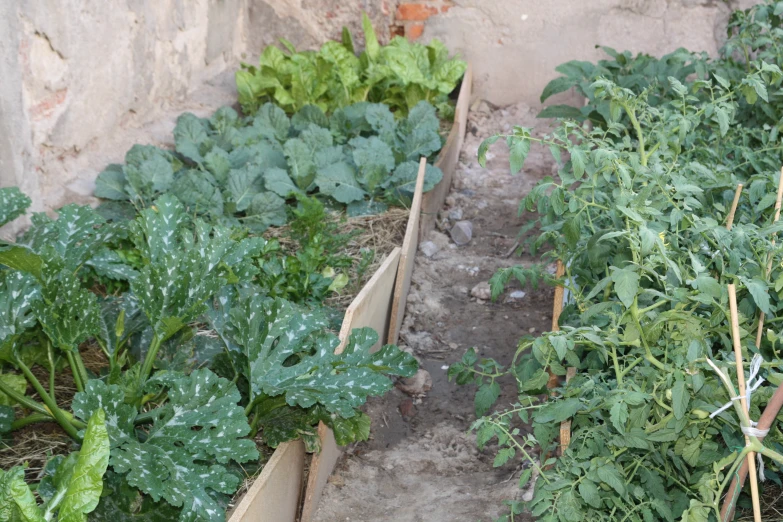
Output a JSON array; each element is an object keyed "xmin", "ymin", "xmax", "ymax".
[{"xmin": 313, "ymin": 101, "xmax": 557, "ymax": 522}]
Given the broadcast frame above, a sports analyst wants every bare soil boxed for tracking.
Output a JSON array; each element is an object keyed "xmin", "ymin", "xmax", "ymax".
[{"xmin": 313, "ymin": 102, "xmax": 557, "ymax": 522}]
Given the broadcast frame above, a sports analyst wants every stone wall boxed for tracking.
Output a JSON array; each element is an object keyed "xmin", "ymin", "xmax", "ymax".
[{"xmin": 0, "ymin": 0, "xmax": 397, "ymax": 236}]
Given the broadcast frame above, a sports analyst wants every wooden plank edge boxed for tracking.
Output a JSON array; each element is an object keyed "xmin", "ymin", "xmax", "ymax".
[
  {"xmin": 387, "ymin": 158, "xmax": 428, "ymax": 345},
  {"xmin": 227, "ymin": 440, "xmax": 305, "ymax": 522},
  {"xmin": 301, "ymin": 248, "xmax": 403, "ymax": 521},
  {"xmin": 337, "ymin": 247, "xmax": 402, "ymax": 354},
  {"xmin": 558, "ymin": 367, "xmax": 577, "ymax": 456},
  {"xmin": 299, "ymin": 422, "xmax": 340, "ymax": 522},
  {"xmin": 419, "ymin": 62, "xmax": 473, "ymax": 238}
]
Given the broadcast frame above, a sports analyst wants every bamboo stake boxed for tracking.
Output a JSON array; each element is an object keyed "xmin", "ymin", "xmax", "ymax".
[
  {"xmin": 755, "ymin": 167, "xmax": 783, "ymax": 347},
  {"xmin": 547, "ymin": 260, "xmax": 566, "ymax": 390},
  {"xmin": 728, "ymin": 284, "xmax": 762, "ymax": 522},
  {"xmin": 726, "ymin": 184, "xmax": 743, "ymax": 231}
]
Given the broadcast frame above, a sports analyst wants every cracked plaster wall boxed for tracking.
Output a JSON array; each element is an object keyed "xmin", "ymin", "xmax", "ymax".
[{"xmin": 0, "ymin": 0, "xmax": 396, "ymax": 236}]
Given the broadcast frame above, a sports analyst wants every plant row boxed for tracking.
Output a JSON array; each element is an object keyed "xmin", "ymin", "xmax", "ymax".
[
  {"xmin": 451, "ymin": 2, "xmax": 783, "ymax": 521},
  {"xmin": 0, "ymin": 190, "xmax": 417, "ymax": 521}
]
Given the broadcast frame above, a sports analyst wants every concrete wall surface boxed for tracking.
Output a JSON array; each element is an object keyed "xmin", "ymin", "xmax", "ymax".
[
  {"xmin": 409, "ymin": 0, "xmax": 758, "ymax": 107},
  {"xmin": 0, "ymin": 0, "xmax": 761, "ymax": 235}
]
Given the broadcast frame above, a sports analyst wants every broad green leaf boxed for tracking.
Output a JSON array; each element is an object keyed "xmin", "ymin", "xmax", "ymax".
[
  {"xmin": 350, "ymin": 136, "xmax": 396, "ymax": 192},
  {"xmin": 362, "ymin": 13, "xmax": 380, "ymax": 62},
  {"xmin": 611, "ymin": 268, "xmax": 639, "ymax": 309},
  {"xmin": 478, "ymin": 135, "xmax": 500, "ymax": 168},
  {"xmin": 173, "ymin": 113, "xmax": 209, "ymax": 163},
  {"xmin": 263, "ymin": 167, "xmax": 302, "ymax": 198},
  {"xmin": 73, "ymin": 372, "xmax": 258, "ymax": 522},
  {"xmin": 671, "ymin": 380, "xmax": 689, "ymax": 420},
  {"xmin": 381, "ymin": 161, "xmax": 443, "ymax": 200},
  {"xmin": 244, "ymin": 191, "xmax": 288, "ymax": 232},
  {"xmin": 475, "ymin": 381, "xmax": 501, "ymax": 417},
  {"xmin": 534, "ymin": 398, "xmax": 583, "ymax": 423},
  {"xmin": 0, "ymin": 271, "xmax": 40, "ymax": 360},
  {"xmin": 596, "ymin": 464, "xmax": 626, "ymax": 496},
  {"xmin": 314, "ymin": 162, "xmax": 365, "ymax": 204},
  {"xmin": 578, "ymin": 480, "xmax": 602, "ymax": 509},
  {"xmin": 537, "ymin": 104, "xmax": 584, "ymax": 120},
  {"xmin": 209, "ymin": 294, "xmax": 418, "ymax": 418},
  {"xmin": 0, "ymin": 466, "xmax": 44, "ymax": 522},
  {"xmin": 226, "ymin": 167, "xmax": 262, "ymax": 212}
]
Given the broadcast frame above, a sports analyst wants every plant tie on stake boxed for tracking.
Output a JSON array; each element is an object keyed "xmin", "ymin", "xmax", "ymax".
[{"xmin": 708, "ymin": 355, "xmax": 770, "ymax": 481}]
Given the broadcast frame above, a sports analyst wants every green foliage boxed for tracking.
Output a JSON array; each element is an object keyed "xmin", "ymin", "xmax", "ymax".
[
  {"xmin": 0, "ymin": 409, "xmax": 110, "ymax": 522},
  {"xmin": 72, "ymin": 372, "xmax": 258, "ymax": 522},
  {"xmin": 0, "ymin": 189, "xmax": 417, "ymax": 521},
  {"xmin": 94, "ymin": 102, "xmax": 443, "ymax": 229},
  {"xmin": 459, "ymin": 5, "xmax": 783, "ymax": 520},
  {"xmin": 236, "ymin": 13, "xmax": 465, "ymax": 118},
  {"xmin": 0, "ymin": 187, "xmax": 31, "ymax": 227}
]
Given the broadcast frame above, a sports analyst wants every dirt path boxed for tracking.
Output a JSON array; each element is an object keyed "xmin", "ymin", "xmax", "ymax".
[{"xmin": 313, "ymin": 102, "xmax": 556, "ymax": 522}]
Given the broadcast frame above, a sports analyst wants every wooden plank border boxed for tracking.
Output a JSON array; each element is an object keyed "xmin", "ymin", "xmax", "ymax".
[
  {"xmin": 300, "ymin": 248, "xmax": 403, "ymax": 522},
  {"xmin": 420, "ymin": 63, "xmax": 474, "ymax": 238},
  {"xmin": 227, "ymin": 440, "xmax": 305, "ymax": 522},
  {"xmin": 387, "ymin": 158, "xmax": 427, "ymax": 345}
]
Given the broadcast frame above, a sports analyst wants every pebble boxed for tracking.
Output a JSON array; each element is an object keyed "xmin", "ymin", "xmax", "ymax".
[
  {"xmin": 419, "ymin": 240, "xmax": 440, "ymax": 258},
  {"xmin": 529, "ymin": 327, "xmax": 536, "ymax": 333},
  {"xmin": 450, "ymin": 220, "xmax": 473, "ymax": 245},
  {"xmin": 504, "ymin": 290, "xmax": 527, "ymax": 303},
  {"xmin": 396, "ymin": 369, "xmax": 433, "ymax": 396},
  {"xmin": 448, "ymin": 207, "xmax": 464, "ymax": 221},
  {"xmin": 470, "ymin": 281, "xmax": 492, "ymax": 300}
]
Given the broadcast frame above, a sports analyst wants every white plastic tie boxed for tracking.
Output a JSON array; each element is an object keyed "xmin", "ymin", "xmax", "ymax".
[{"xmin": 708, "ymin": 354, "xmax": 768, "ymax": 482}]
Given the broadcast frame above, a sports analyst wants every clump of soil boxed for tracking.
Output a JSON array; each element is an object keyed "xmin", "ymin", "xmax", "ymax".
[{"xmin": 313, "ymin": 101, "xmax": 557, "ymax": 522}]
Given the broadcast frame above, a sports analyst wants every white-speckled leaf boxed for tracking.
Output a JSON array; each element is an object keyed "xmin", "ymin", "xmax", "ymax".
[
  {"xmin": 73, "ymin": 371, "xmax": 257, "ymax": 522},
  {"xmin": 0, "ymin": 187, "xmax": 31, "ymax": 227},
  {"xmin": 0, "ymin": 271, "xmax": 40, "ymax": 361}
]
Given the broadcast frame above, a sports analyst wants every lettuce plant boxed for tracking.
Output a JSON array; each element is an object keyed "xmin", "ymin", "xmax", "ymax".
[{"xmin": 236, "ymin": 13, "xmax": 466, "ymax": 119}]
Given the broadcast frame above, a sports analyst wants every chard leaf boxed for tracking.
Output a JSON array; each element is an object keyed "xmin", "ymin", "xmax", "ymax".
[
  {"xmin": 0, "ymin": 187, "xmax": 31, "ymax": 227},
  {"xmin": 51, "ymin": 409, "xmax": 110, "ymax": 522},
  {"xmin": 0, "ymin": 466, "xmax": 44, "ymax": 522},
  {"xmin": 73, "ymin": 371, "xmax": 258, "ymax": 522}
]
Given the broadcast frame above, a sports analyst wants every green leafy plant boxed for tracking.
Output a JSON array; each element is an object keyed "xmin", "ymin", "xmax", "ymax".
[
  {"xmin": 236, "ymin": 13, "xmax": 466, "ymax": 119},
  {"xmin": 454, "ymin": 20, "xmax": 783, "ymax": 519},
  {"xmin": 0, "ymin": 191, "xmax": 417, "ymax": 521},
  {"xmin": 94, "ymin": 102, "xmax": 444, "ymax": 228}
]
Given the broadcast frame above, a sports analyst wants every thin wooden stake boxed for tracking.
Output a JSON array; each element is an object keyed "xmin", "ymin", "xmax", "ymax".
[
  {"xmin": 559, "ymin": 367, "xmax": 577, "ymax": 455},
  {"xmin": 547, "ymin": 260, "xmax": 566, "ymax": 389},
  {"xmin": 726, "ymin": 184, "xmax": 743, "ymax": 231},
  {"xmin": 755, "ymin": 167, "xmax": 783, "ymax": 347},
  {"xmin": 728, "ymin": 284, "xmax": 762, "ymax": 522}
]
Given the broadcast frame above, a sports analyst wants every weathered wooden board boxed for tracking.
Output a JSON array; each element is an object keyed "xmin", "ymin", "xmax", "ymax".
[
  {"xmin": 388, "ymin": 158, "xmax": 427, "ymax": 345},
  {"xmin": 300, "ymin": 248, "xmax": 402, "ymax": 522},
  {"xmin": 337, "ymin": 247, "xmax": 402, "ymax": 355},
  {"xmin": 227, "ymin": 440, "xmax": 305, "ymax": 522},
  {"xmin": 419, "ymin": 63, "xmax": 473, "ymax": 238}
]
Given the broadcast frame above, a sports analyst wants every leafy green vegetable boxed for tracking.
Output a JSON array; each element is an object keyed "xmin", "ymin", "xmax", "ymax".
[
  {"xmin": 94, "ymin": 102, "xmax": 444, "ymax": 228},
  {"xmin": 236, "ymin": 13, "xmax": 465, "ymax": 118},
  {"xmin": 0, "ymin": 408, "xmax": 109, "ymax": 522},
  {"xmin": 0, "ymin": 187, "xmax": 31, "ymax": 227},
  {"xmin": 73, "ymin": 371, "xmax": 258, "ymax": 522}
]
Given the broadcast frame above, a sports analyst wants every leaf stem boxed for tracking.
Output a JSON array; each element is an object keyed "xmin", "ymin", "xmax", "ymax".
[
  {"xmin": 138, "ymin": 334, "xmax": 162, "ymax": 389},
  {"xmin": 15, "ymin": 358, "xmax": 81, "ymax": 440}
]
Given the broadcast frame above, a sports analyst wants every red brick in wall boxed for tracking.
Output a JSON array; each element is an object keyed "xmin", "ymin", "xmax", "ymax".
[{"xmin": 392, "ymin": 0, "xmax": 452, "ymax": 40}]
